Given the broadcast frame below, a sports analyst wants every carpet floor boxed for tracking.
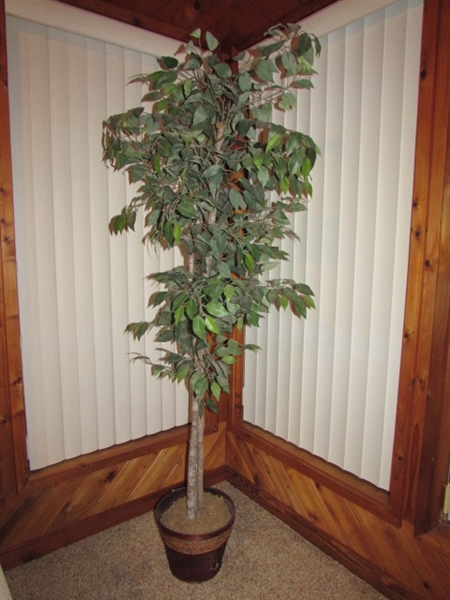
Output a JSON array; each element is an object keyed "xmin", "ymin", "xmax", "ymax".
[{"xmin": 5, "ymin": 482, "xmax": 387, "ymax": 600}]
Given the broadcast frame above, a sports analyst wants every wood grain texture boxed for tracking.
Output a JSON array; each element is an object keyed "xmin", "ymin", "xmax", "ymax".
[
  {"xmin": 0, "ymin": 0, "xmax": 27, "ymax": 496},
  {"xmin": 0, "ymin": 423, "xmax": 227, "ymax": 569},
  {"xmin": 57, "ymin": 0, "xmax": 340, "ymax": 53},
  {"xmin": 412, "ymin": 0, "xmax": 450, "ymax": 533},
  {"xmin": 226, "ymin": 428, "xmax": 450, "ymax": 600},
  {"xmin": 389, "ymin": 0, "xmax": 450, "ymax": 530}
]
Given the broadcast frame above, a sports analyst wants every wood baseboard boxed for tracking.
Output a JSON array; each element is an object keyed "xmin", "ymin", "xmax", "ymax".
[
  {"xmin": 1, "ymin": 466, "xmax": 226, "ymax": 570},
  {"xmin": 225, "ymin": 428, "xmax": 450, "ymax": 600},
  {"xmin": 0, "ymin": 424, "xmax": 227, "ymax": 570},
  {"xmin": 226, "ymin": 470, "xmax": 423, "ymax": 600}
]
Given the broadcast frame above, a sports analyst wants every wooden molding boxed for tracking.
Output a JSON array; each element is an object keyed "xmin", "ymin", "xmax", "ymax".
[
  {"xmin": 226, "ymin": 424, "xmax": 450, "ymax": 600},
  {"xmin": 1, "ymin": 464, "xmax": 227, "ymax": 569},
  {"xmin": 228, "ymin": 421, "xmax": 393, "ymax": 524},
  {"xmin": 390, "ymin": 0, "xmax": 450, "ymax": 529},
  {"xmin": 0, "ymin": 0, "xmax": 28, "ymax": 495}
]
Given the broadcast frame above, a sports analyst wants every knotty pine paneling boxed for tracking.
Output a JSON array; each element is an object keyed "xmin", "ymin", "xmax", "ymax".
[
  {"xmin": 226, "ymin": 428, "xmax": 450, "ymax": 600},
  {"xmin": 0, "ymin": 423, "xmax": 227, "ymax": 569}
]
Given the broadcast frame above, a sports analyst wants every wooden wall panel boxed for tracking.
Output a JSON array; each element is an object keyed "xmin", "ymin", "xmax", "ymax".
[
  {"xmin": 390, "ymin": 0, "xmax": 450, "ymax": 527},
  {"xmin": 0, "ymin": 0, "xmax": 27, "ymax": 496},
  {"xmin": 226, "ymin": 429, "xmax": 450, "ymax": 600},
  {"xmin": 0, "ymin": 423, "xmax": 227, "ymax": 569}
]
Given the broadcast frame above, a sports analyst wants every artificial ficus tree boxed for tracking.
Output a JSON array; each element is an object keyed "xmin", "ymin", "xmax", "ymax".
[{"xmin": 102, "ymin": 24, "xmax": 320, "ymax": 520}]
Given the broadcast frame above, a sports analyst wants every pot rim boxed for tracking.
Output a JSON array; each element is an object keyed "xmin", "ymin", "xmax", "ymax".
[{"xmin": 155, "ymin": 486, "xmax": 235, "ymax": 541}]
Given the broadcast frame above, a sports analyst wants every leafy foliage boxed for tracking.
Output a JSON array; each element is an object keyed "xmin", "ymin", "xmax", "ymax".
[{"xmin": 102, "ymin": 23, "xmax": 320, "ymax": 412}]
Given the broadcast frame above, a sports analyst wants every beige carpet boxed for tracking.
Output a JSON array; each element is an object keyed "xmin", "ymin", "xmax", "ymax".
[{"xmin": 5, "ymin": 482, "xmax": 387, "ymax": 600}]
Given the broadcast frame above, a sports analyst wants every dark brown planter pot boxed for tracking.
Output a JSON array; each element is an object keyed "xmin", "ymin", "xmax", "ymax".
[{"xmin": 154, "ymin": 487, "xmax": 235, "ymax": 582}]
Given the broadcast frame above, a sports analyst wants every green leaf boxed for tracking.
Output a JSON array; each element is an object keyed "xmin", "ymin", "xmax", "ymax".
[
  {"xmin": 153, "ymin": 291, "xmax": 168, "ymax": 307},
  {"xmin": 184, "ymin": 56, "xmax": 202, "ymax": 70},
  {"xmin": 294, "ymin": 297, "xmax": 307, "ymax": 318},
  {"xmin": 292, "ymin": 79, "xmax": 314, "ymax": 89},
  {"xmin": 221, "ymin": 354, "xmax": 236, "ymax": 365},
  {"xmin": 229, "ymin": 188, "xmax": 245, "ymax": 210},
  {"xmin": 203, "ymin": 164, "xmax": 223, "ymax": 178},
  {"xmin": 302, "ymin": 156, "xmax": 312, "ymax": 178},
  {"xmin": 252, "ymin": 153, "xmax": 264, "ymax": 170},
  {"xmin": 193, "ymin": 106, "xmax": 210, "ymax": 126},
  {"xmin": 245, "ymin": 253, "xmax": 255, "ymax": 272},
  {"xmin": 257, "ymin": 166, "xmax": 269, "ymax": 188},
  {"xmin": 238, "ymin": 72, "xmax": 252, "ymax": 92},
  {"xmin": 217, "ymin": 261, "xmax": 231, "ymax": 278},
  {"xmin": 280, "ymin": 176, "xmax": 290, "ymax": 194},
  {"xmin": 303, "ymin": 295, "xmax": 316, "ymax": 309},
  {"xmin": 183, "ymin": 79, "xmax": 192, "ymax": 97},
  {"xmin": 224, "ymin": 284, "xmax": 235, "ymax": 301},
  {"xmin": 206, "ymin": 301, "xmax": 229, "ymax": 318},
  {"xmin": 158, "ymin": 138, "xmax": 172, "ymax": 157},
  {"xmin": 281, "ymin": 91, "xmax": 297, "ymax": 110},
  {"xmin": 256, "ymin": 39, "xmax": 284, "ymax": 58},
  {"xmin": 160, "ymin": 56, "xmax": 179, "ymax": 69},
  {"xmin": 207, "ymin": 396, "xmax": 219, "ymax": 413},
  {"xmin": 192, "ymin": 315, "xmax": 206, "ymax": 339},
  {"xmin": 177, "ymin": 201, "xmax": 198, "ymax": 220},
  {"xmin": 237, "ymin": 119, "xmax": 254, "ymax": 137},
  {"xmin": 172, "ymin": 292, "xmax": 188, "ymax": 310},
  {"xmin": 216, "ymin": 374, "xmax": 230, "ymax": 393},
  {"xmin": 142, "ymin": 90, "xmax": 163, "ymax": 102},
  {"xmin": 213, "ymin": 62, "xmax": 232, "ymax": 79},
  {"xmin": 255, "ymin": 59, "xmax": 276, "ymax": 82},
  {"xmin": 205, "ymin": 315, "xmax": 220, "ymax": 334},
  {"xmin": 266, "ymin": 289, "xmax": 278, "ymax": 304},
  {"xmin": 266, "ymin": 124, "xmax": 286, "ymax": 153},
  {"xmin": 174, "ymin": 305, "xmax": 184, "ymax": 325},
  {"xmin": 280, "ymin": 295, "xmax": 289, "ymax": 310},
  {"xmin": 288, "ymin": 148, "xmax": 306, "ymax": 176},
  {"xmin": 211, "ymin": 381, "xmax": 221, "ymax": 401},
  {"xmin": 173, "ymin": 222, "xmax": 182, "ymax": 245},
  {"xmin": 177, "ymin": 363, "xmax": 190, "ymax": 383},
  {"xmin": 246, "ymin": 311, "xmax": 260, "ymax": 326},
  {"xmin": 190, "ymin": 28, "xmax": 201, "ymax": 38},
  {"xmin": 193, "ymin": 375, "xmax": 208, "ymax": 396},
  {"xmin": 163, "ymin": 220, "xmax": 174, "ymax": 245},
  {"xmin": 206, "ymin": 31, "xmax": 219, "ymax": 50},
  {"xmin": 208, "ymin": 173, "xmax": 223, "ymax": 194},
  {"xmin": 205, "ymin": 280, "xmax": 224, "ymax": 300},
  {"xmin": 281, "ymin": 52, "xmax": 298, "ymax": 75},
  {"xmin": 296, "ymin": 283, "xmax": 314, "ymax": 295},
  {"xmin": 261, "ymin": 261, "xmax": 279, "ymax": 272},
  {"xmin": 186, "ymin": 297, "xmax": 197, "ymax": 319},
  {"xmin": 297, "ymin": 32, "xmax": 313, "ymax": 57},
  {"xmin": 251, "ymin": 103, "xmax": 272, "ymax": 122},
  {"xmin": 153, "ymin": 70, "xmax": 178, "ymax": 89},
  {"xmin": 153, "ymin": 364, "xmax": 165, "ymax": 376},
  {"xmin": 286, "ymin": 132, "xmax": 303, "ymax": 156}
]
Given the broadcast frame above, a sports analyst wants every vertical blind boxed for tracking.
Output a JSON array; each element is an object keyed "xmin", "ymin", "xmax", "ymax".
[
  {"xmin": 7, "ymin": 1, "xmax": 423, "ymax": 482},
  {"xmin": 7, "ymin": 12, "xmax": 189, "ymax": 470},
  {"xmin": 244, "ymin": 0, "xmax": 423, "ymax": 490}
]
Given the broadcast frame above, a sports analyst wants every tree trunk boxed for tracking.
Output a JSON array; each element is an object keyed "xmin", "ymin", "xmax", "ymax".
[
  {"xmin": 186, "ymin": 123, "xmax": 224, "ymax": 519},
  {"xmin": 186, "ymin": 395, "xmax": 204, "ymax": 519}
]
